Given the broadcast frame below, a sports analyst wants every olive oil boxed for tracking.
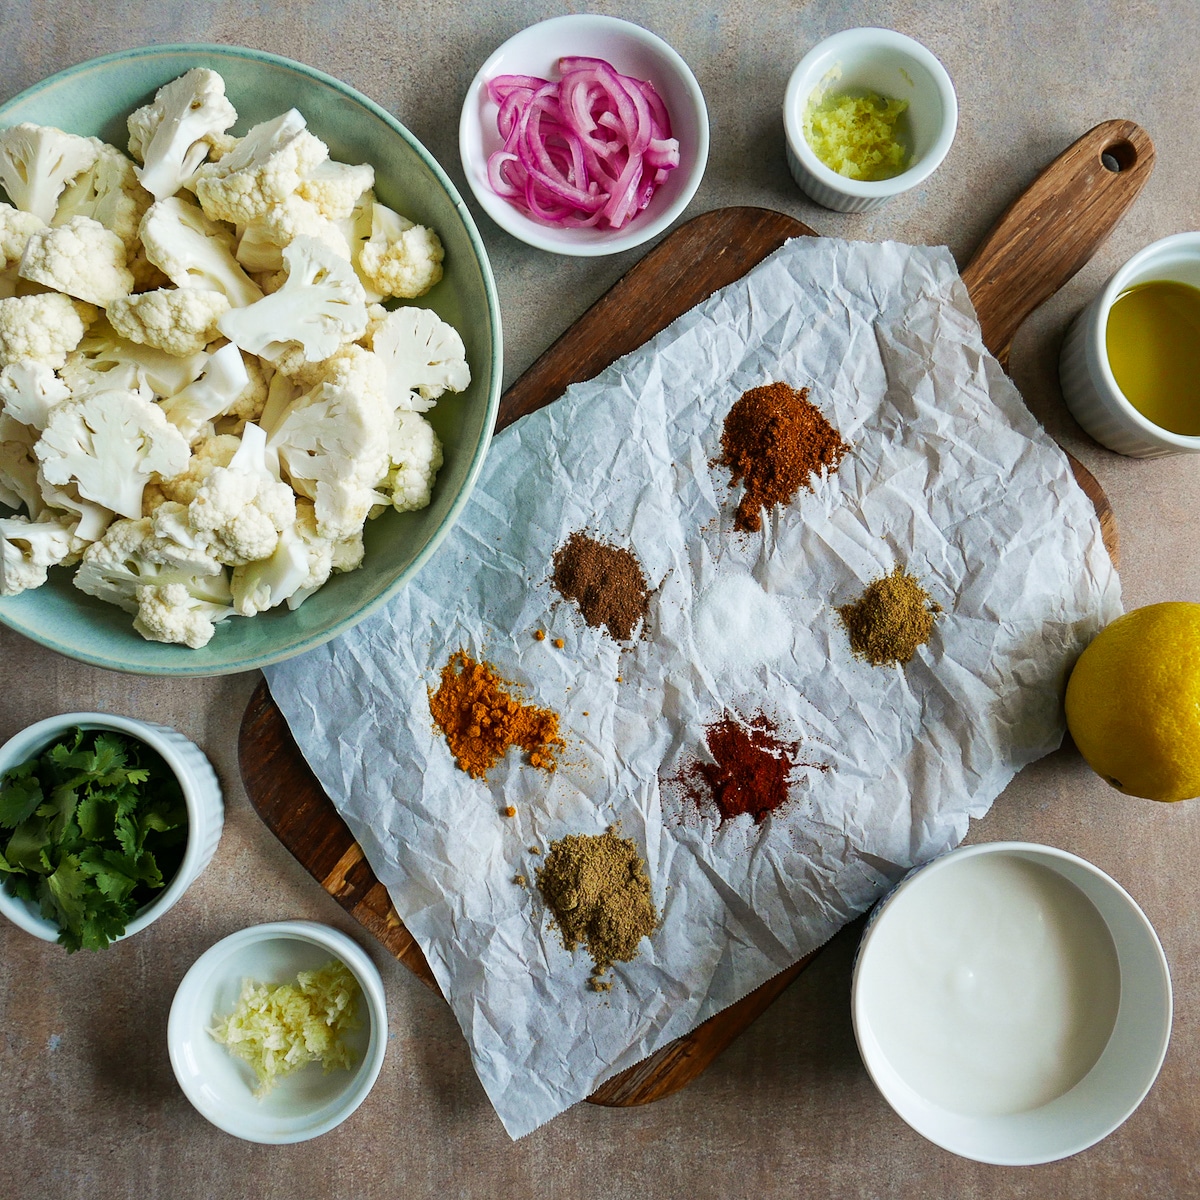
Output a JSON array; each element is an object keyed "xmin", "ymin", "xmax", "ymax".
[{"xmin": 1105, "ymin": 279, "xmax": 1200, "ymax": 435}]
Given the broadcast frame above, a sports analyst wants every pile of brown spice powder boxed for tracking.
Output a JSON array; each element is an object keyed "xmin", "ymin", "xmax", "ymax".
[
  {"xmin": 551, "ymin": 531, "xmax": 650, "ymax": 642},
  {"xmin": 536, "ymin": 826, "xmax": 658, "ymax": 992},
  {"xmin": 678, "ymin": 710, "xmax": 821, "ymax": 825},
  {"xmin": 428, "ymin": 649, "xmax": 563, "ymax": 779},
  {"xmin": 837, "ymin": 566, "xmax": 942, "ymax": 666},
  {"xmin": 719, "ymin": 381, "xmax": 849, "ymax": 532}
]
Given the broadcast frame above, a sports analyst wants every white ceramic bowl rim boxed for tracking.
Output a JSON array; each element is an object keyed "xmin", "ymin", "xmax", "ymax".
[
  {"xmin": 0, "ymin": 712, "xmax": 215, "ymax": 943},
  {"xmin": 784, "ymin": 26, "xmax": 958, "ymax": 199},
  {"xmin": 0, "ymin": 43, "xmax": 503, "ymax": 677},
  {"xmin": 459, "ymin": 14, "xmax": 710, "ymax": 257},
  {"xmin": 168, "ymin": 920, "xmax": 388, "ymax": 1143},
  {"xmin": 1087, "ymin": 230, "xmax": 1200, "ymax": 450},
  {"xmin": 852, "ymin": 840, "xmax": 1173, "ymax": 1166}
]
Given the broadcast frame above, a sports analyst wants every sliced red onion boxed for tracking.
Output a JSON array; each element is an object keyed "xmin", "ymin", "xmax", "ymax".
[{"xmin": 485, "ymin": 55, "xmax": 680, "ymax": 231}]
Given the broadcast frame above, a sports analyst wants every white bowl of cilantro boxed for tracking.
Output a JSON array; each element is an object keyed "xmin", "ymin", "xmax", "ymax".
[
  {"xmin": 168, "ymin": 921, "xmax": 388, "ymax": 1143},
  {"xmin": 0, "ymin": 711, "xmax": 223, "ymax": 949}
]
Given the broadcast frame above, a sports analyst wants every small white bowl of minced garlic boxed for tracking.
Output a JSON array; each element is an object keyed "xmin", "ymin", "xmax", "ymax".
[
  {"xmin": 168, "ymin": 921, "xmax": 388, "ymax": 1143},
  {"xmin": 783, "ymin": 27, "xmax": 958, "ymax": 212}
]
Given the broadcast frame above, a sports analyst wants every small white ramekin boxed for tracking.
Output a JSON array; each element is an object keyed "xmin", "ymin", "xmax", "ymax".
[
  {"xmin": 168, "ymin": 921, "xmax": 388, "ymax": 1143},
  {"xmin": 783, "ymin": 27, "xmax": 957, "ymax": 212},
  {"xmin": 1060, "ymin": 231, "xmax": 1200, "ymax": 457},
  {"xmin": 852, "ymin": 842, "xmax": 1172, "ymax": 1165},
  {"xmin": 0, "ymin": 712, "xmax": 223, "ymax": 945}
]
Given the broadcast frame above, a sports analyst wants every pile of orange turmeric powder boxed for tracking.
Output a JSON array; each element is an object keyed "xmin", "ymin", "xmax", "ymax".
[{"xmin": 429, "ymin": 649, "xmax": 563, "ymax": 779}]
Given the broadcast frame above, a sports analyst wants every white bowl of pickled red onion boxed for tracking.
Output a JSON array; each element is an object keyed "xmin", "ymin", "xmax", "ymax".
[{"xmin": 459, "ymin": 14, "xmax": 709, "ymax": 256}]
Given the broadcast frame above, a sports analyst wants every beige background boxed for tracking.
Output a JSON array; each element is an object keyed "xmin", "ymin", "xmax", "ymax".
[{"xmin": 2, "ymin": 1, "xmax": 1198, "ymax": 1196}]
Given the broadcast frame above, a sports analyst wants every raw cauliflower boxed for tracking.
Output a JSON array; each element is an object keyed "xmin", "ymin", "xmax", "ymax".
[
  {"xmin": 107, "ymin": 287, "xmax": 230, "ymax": 356},
  {"xmin": 139, "ymin": 196, "xmax": 263, "ymax": 308},
  {"xmin": 297, "ymin": 160, "xmax": 374, "ymax": 221},
  {"xmin": 54, "ymin": 140, "xmax": 152, "ymax": 258},
  {"xmin": 218, "ymin": 235, "xmax": 367, "ymax": 367},
  {"xmin": 73, "ymin": 515, "xmax": 234, "ymax": 647},
  {"xmin": 0, "ymin": 512, "xmax": 83, "ymax": 596},
  {"xmin": 193, "ymin": 109, "xmax": 328, "ymax": 226},
  {"xmin": 0, "ymin": 293, "xmax": 96, "ymax": 369},
  {"xmin": 0, "ymin": 123, "xmax": 99, "ymax": 223},
  {"xmin": 18, "ymin": 216, "xmax": 135, "ymax": 305},
  {"xmin": 0, "ymin": 203, "xmax": 44, "ymax": 267},
  {"xmin": 127, "ymin": 67, "xmax": 238, "ymax": 202},
  {"xmin": 35, "ymin": 388, "xmax": 191, "ymax": 519},
  {"xmin": 133, "ymin": 580, "xmax": 233, "ymax": 648},
  {"xmin": 154, "ymin": 424, "xmax": 295, "ymax": 566},
  {"xmin": 357, "ymin": 203, "xmax": 444, "ymax": 299},
  {"xmin": 379, "ymin": 410, "xmax": 443, "ymax": 513}
]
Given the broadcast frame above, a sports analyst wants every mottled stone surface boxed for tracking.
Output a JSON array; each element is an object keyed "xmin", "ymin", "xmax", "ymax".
[{"xmin": 2, "ymin": 2, "xmax": 1198, "ymax": 1196}]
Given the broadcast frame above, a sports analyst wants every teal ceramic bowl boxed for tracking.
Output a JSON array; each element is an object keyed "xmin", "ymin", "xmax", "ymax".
[{"xmin": 0, "ymin": 45, "xmax": 502, "ymax": 675}]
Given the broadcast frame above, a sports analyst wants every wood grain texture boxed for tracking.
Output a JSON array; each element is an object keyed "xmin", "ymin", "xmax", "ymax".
[
  {"xmin": 241, "ymin": 122, "xmax": 1151, "ymax": 1109},
  {"xmin": 961, "ymin": 119, "xmax": 1155, "ymax": 371}
]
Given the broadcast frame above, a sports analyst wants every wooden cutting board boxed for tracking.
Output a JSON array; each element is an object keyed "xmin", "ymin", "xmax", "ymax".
[{"xmin": 239, "ymin": 119, "xmax": 1148, "ymax": 1106}]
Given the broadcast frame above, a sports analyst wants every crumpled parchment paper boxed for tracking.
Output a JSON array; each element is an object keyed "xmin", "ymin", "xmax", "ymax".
[{"xmin": 264, "ymin": 237, "xmax": 1122, "ymax": 1138}]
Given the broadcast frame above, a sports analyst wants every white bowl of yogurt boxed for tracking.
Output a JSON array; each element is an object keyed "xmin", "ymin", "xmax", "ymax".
[{"xmin": 852, "ymin": 842, "xmax": 1171, "ymax": 1165}]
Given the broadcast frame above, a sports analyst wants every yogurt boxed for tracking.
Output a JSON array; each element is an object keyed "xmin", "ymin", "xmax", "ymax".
[{"xmin": 856, "ymin": 851, "xmax": 1121, "ymax": 1117}]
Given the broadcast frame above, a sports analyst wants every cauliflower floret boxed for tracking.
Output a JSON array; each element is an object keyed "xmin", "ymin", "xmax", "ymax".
[
  {"xmin": 35, "ymin": 389, "xmax": 191, "ymax": 519},
  {"xmin": 297, "ymin": 159, "xmax": 374, "ymax": 221},
  {"xmin": 235, "ymin": 193, "xmax": 352, "ymax": 273},
  {"xmin": 0, "ymin": 512, "xmax": 84, "ymax": 596},
  {"xmin": 217, "ymin": 235, "xmax": 367, "ymax": 367},
  {"xmin": 60, "ymin": 317, "xmax": 207, "ymax": 399},
  {"xmin": 357, "ymin": 203, "xmax": 444, "ymax": 300},
  {"xmin": 133, "ymin": 580, "xmax": 232, "ymax": 648},
  {"xmin": 107, "ymin": 287, "xmax": 230, "ymax": 356},
  {"xmin": 0, "ymin": 361, "xmax": 70, "ymax": 429},
  {"xmin": 139, "ymin": 196, "xmax": 263, "ymax": 308},
  {"xmin": 193, "ymin": 109, "xmax": 328, "ymax": 226},
  {"xmin": 158, "ymin": 342, "xmax": 258, "ymax": 443},
  {"xmin": 368, "ymin": 306, "xmax": 470, "ymax": 412},
  {"xmin": 157, "ymin": 432, "xmax": 241, "ymax": 504},
  {"xmin": 268, "ymin": 368, "xmax": 389, "ymax": 541},
  {"xmin": 73, "ymin": 515, "xmax": 233, "ymax": 646},
  {"xmin": 0, "ymin": 203, "xmax": 45, "ymax": 268},
  {"xmin": 0, "ymin": 124, "xmax": 99, "ymax": 222},
  {"xmin": 18, "ymin": 216, "xmax": 134, "ymax": 305},
  {"xmin": 54, "ymin": 140, "xmax": 152, "ymax": 259},
  {"xmin": 126, "ymin": 68, "xmax": 238, "ymax": 201},
  {"xmin": 154, "ymin": 422, "xmax": 295, "ymax": 566},
  {"xmin": 0, "ymin": 293, "xmax": 96, "ymax": 369},
  {"xmin": 0, "ymin": 411, "xmax": 42, "ymax": 513},
  {"xmin": 378, "ymin": 410, "xmax": 443, "ymax": 513}
]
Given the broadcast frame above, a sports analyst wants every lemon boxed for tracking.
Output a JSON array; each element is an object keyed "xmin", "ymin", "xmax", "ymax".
[{"xmin": 1065, "ymin": 601, "xmax": 1200, "ymax": 802}]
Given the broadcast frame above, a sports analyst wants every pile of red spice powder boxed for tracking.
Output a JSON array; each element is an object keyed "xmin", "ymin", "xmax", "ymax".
[
  {"xmin": 720, "ymin": 381, "xmax": 849, "ymax": 532},
  {"xmin": 681, "ymin": 710, "xmax": 820, "ymax": 825}
]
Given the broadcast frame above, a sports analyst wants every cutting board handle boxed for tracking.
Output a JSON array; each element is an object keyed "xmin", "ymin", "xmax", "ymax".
[{"xmin": 961, "ymin": 119, "xmax": 1155, "ymax": 368}]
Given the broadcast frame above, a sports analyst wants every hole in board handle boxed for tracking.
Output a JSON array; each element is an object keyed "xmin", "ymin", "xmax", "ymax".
[{"xmin": 1100, "ymin": 139, "xmax": 1138, "ymax": 173}]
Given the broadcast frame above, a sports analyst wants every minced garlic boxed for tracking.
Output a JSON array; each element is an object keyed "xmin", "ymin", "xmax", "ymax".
[
  {"xmin": 210, "ymin": 959, "xmax": 361, "ymax": 1097},
  {"xmin": 802, "ymin": 73, "xmax": 910, "ymax": 181}
]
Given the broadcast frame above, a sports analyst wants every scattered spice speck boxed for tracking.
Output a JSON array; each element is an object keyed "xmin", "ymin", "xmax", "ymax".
[
  {"xmin": 501, "ymin": 805, "xmax": 517, "ymax": 818},
  {"xmin": 534, "ymin": 629, "xmax": 546, "ymax": 641},
  {"xmin": 513, "ymin": 874, "xmax": 527, "ymax": 887},
  {"xmin": 553, "ymin": 637, "xmax": 565, "ymax": 649}
]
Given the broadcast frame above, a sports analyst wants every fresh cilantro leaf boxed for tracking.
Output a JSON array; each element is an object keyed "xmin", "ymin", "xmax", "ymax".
[
  {"xmin": 43, "ymin": 854, "xmax": 89, "ymax": 937},
  {"xmin": 75, "ymin": 793, "xmax": 113, "ymax": 842},
  {"xmin": 0, "ymin": 762, "xmax": 43, "ymax": 829},
  {"xmin": 5, "ymin": 819, "xmax": 51, "ymax": 874}
]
